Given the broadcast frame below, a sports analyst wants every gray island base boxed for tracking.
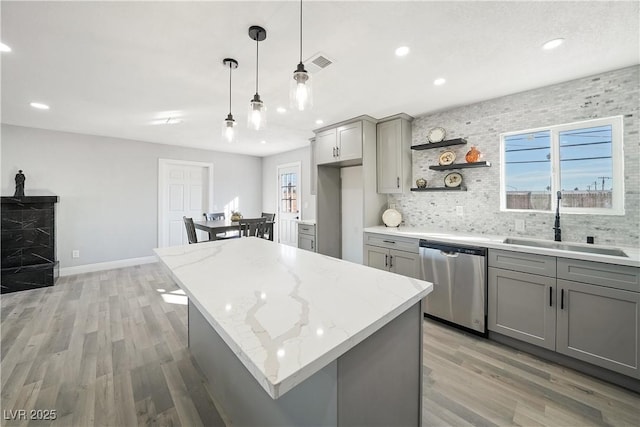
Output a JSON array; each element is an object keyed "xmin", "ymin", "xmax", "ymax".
[
  {"xmin": 189, "ymin": 300, "xmax": 423, "ymax": 426},
  {"xmin": 154, "ymin": 238, "xmax": 432, "ymax": 427}
]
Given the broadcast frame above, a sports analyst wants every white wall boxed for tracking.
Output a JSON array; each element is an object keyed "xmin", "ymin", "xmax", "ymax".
[
  {"xmin": 261, "ymin": 145, "xmax": 317, "ymax": 242},
  {"xmin": 1, "ymin": 124, "xmax": 263, "ymax": 268}
]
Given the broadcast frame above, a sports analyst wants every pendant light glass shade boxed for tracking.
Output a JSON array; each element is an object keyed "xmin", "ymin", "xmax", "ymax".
[
  {"xmin": 290, "ymin": 63, "xmax": 312, "ymax": 111},
  {"xmin": 222, "ymin": 58, "xmax": 238, "ymax": 143},
  {"xmin": 248, "ymin": 94, "xmax": 266, "ymax": 130},
  {"xmin": 248, "ymin": 26, "xmax": 267, "ymax": 130},
  {"xmin": 291, "ymin": 0, "xmax": 312, "ymax": 111}
]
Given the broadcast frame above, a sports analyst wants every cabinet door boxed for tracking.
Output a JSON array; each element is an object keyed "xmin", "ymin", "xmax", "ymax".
[
  {"xmin": 310, "ymin": 138, "xmax": 317, "ymax": 195},
  {"xmin": 315, "ymin": 128, "xmax": 337, "ymax": 165},
  {"xmin": 557, "ymin": 279, "xmax": 640, "ymax": 378},
  {"xmin": 389, "ymin": 249, "xmax": 420, "ymax": 279},
  {"xmin": 364, "ymin": 245, "xmax": 389, "ymax": 272},
  {"xmin": 298, "ymin": 234, "xmax": 315, "ymax": 252},
  {"xmin": 488, "ymin": 267, "xmax": 556, "ymax": 350},
  {"xmin": 336, "ymin": 121, "xmax": 362, "ymax": 162},
  {"xmin": 377, "ymin": 119, "xmax": 403, "ymax": 193}
]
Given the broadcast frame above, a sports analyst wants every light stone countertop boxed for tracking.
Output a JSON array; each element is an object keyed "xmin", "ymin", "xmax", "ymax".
[
  {"xmin": 364, "ymin": 226, "xmax": 640, "ymax": 268},
  {"xmin": 154, "ymin": 237, "xmax": 432, "ymax": 399}
]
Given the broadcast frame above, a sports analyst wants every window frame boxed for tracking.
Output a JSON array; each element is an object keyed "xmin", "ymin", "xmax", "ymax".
[{"xmin": 500, "ymin": 116, "xmax": 624, "ymax": 215}]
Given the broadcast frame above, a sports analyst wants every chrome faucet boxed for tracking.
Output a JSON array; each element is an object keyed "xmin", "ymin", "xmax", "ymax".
[{"xmin": 553, "ymin": 191, "xmax": 562, "ymax": 242}]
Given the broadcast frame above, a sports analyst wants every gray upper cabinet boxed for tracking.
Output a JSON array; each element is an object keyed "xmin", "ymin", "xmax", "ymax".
[
  {"xmin": 315, "ymin": 121, "xmax": 363, "ymax": 166},
  {"xmin": 309, "ymin": 137, "xmax": 317, "ymax": 195},
  {"xmin": 376, "ymin": 114, "xmax": 413, "ymax": 193}
]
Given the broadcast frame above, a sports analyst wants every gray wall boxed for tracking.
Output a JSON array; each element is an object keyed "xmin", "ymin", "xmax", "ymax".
[
  {"xmin": 390, "ymin": 65, "xmax": 639, "ymax": 248},
  {"xmin": 262, "ymin": 145, "xmax": 316, "ymax": 242},
  {"xmin": 1, "ymin": 124, "xmax": 262, "ymax": 267}
]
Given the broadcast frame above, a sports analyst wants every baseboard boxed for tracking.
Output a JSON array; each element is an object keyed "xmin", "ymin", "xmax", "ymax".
[{"xmin": 59, "ymin": 256, "xmax": 158, "ymax": 277}]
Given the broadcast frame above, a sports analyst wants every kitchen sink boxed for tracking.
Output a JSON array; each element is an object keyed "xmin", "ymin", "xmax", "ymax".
[{"xmin": 503, "ymin": 238, "xmax": 628, "ymax": 257}]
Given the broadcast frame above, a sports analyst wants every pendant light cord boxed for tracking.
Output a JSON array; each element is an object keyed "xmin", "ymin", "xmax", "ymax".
[
  {"xmin": 299, "ymin": 0, "xmax": 303, "ymax": 63},
  {"xmin": 255, "ymin": 30, "xmax": 259, "ymax": 94},
  {"xmin": 228, "ymin": 62, "xmax": 232, "ymax": 115}
]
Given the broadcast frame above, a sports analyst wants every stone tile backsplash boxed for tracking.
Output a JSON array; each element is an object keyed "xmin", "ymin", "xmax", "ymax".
[{"xmin": 390, "ymin": 65, "xmax": 639, "ymax": 248}]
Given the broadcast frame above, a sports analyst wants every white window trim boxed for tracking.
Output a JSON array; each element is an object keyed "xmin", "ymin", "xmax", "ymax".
[{"xmin": 500, "ymin": 116, "xmax": 624, "ymax": 215}]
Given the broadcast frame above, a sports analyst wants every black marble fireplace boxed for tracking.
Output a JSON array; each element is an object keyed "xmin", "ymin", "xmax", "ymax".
[{"xmin": 1, "ymin": 192, "xmax": 59, "ymax": 293}]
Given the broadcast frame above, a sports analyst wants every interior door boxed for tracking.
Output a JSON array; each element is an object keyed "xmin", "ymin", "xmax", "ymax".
[
  {"xmin": 160, "ymin": 161, "xmax": 210, "ymax": 246},
  {"xmin": 277, "ymin": 163, "xmax": 301, "ymax": 246}
]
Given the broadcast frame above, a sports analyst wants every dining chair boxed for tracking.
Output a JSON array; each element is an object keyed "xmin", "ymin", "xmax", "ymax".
[
  {"xmin": 238, "ymin": 217, "xmax": 268, "ymax": 239},
  {"xmin": 204, "ymin": 212, "xmax": 225, "ymax": 221},
  {"xmin": 261, "ymin": 212, "xmax": 276, "ymax": 240},
  {"xmin": 203, "ymin": 212, "xmax": 234, "ymax": 239},
  {"xmin": 183, "ymin": 216, "xmax": 199, "ymax": 244}
]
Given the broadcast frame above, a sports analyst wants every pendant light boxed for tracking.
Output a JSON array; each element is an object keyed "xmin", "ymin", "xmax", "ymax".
[
  {"xmin": 248, "ymin": 26, "xmax": 267, "ymax": 130},
  {"xmin": 290, "ymin": 0, "xmax": 312, "ymax": 111},
  {"xmin": 222, "ymin": 58, "xmax": 238, "ymax": 143}
]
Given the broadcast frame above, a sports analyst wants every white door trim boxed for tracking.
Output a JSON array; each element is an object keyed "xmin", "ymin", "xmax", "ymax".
[
  {"xmin": 158, "ymin": 158, "xmax": 214, "ymax": 247},
  {"xmin": 276, "ymin": 161, "xmax": 302, "ymax": 244}
]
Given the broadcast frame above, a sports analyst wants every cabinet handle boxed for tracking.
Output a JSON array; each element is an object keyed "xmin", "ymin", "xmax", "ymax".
[
  {"xmin": 332, "ymin": 147, "xmax": 336, "ymax": 157},
  {"xmin": 385, "ymin": 254, "xmax": 388, "ymax": 267},
  {"xmin": 397, "ymin": 177, "xmax": 400, "ymax": 188},
  {"xmin": 389, "ymin": 255, "xmax": 393, "ymax": 268},
  {"xmin": 336, "ymin": 146, "xmax": 340, "ymax": 157},
  {"xmin": 549, "ymin": 287, "xmax": 553, "ymax": 307},
  {"xmin": 311, "ymin": 240, "xmax": 314, "ymax": 250},
  {"xmin": 382, "ymin": 240, "xmax": 396, "ymax": 244},
  {"xmin": 560, "ymin": 289, "xmax": 564, "ymax": 310}
]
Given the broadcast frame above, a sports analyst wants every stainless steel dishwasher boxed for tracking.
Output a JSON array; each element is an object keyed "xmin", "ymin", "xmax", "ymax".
[{"xmin": 419, "ymin": 240, "xmax": 487, "ymax": 334}]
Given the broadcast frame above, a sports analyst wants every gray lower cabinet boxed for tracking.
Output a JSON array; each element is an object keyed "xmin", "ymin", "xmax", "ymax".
[
  {"xmin": 556, "ymin": 279, "xmax": 640, "ymax": 378},
  {"xmin": 488, "ymin": 249, "xmax": 640, "ymax": 379},
  {"xmin": 488, "ymin": 267, "xmax": 556, "ymax": 350},
  {"xmin": 363, "ymin": 233, "xmax": 420, "ymax": 279},
  {"xmin": 298, "ymin": 223, "xmax": 316, "ymax": 252},
  {"xmin": 364, "ymin": 245, "xmax": 420, "ymax": 278}
]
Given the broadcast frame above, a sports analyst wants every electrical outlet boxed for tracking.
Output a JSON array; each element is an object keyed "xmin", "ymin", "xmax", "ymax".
[
  {"xmin": 72, "ymin": 250, "xmax": 80, "ymax": 258},
  {"xmin": 515, "ymin": 219, "xmax": 525, "ymax": 232},
  {"xmin": 456, "ymin": 206, "xmax": 464, "ymax": 216},
  {"xmin": 389, "ymin": 203, "xmax": 396, "ymax": 209}
]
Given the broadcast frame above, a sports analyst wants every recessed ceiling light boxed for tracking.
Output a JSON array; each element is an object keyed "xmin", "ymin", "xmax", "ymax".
[
  {"xmin": 542, "ymin": 38, "xmax": 565, "ymax": 50},
  {"xmin": 315, "ymin": 119, "xmax": 324, "ymax": 125},
  {"xmin": 433, "ymin": 78, "xmax": 446, "ymax": 86},
  {"xmin": 30, "ymin": 102, "xmax": 50, "ymax": 110},
  {"xmin": 0, "ymin": 43, "xmax": 11, "ymax": 52},
  {"xmin": 395, "ymin": 46, "xmax": 410, "ymax": 57},
  {"xmin": 277, "ymin": 107, "xmax": 287, "ymax": 113},
  {"xmin": 261, "ymin": 140, "xmax": 267, "ymax": 144}
]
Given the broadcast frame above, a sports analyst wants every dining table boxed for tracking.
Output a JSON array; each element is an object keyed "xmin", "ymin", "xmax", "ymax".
[{"xmin": 193, "ymin": 219, "xmax": 275, "ymax": 241}]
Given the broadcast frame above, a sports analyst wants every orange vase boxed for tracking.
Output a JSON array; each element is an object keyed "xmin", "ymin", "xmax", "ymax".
[{"xmin": 465, "ymin": 146, "xmax": 480, "ymax": 163}]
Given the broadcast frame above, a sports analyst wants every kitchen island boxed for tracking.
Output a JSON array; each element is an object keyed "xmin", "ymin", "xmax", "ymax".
[{"xmin": 154, "ymin": 237, "xmax": 432, "ymax": 426}]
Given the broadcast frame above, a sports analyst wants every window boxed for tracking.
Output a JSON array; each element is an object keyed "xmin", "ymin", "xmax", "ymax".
[
  {"xmin": 500, "ymin": 116, "xmax": 624, "ymax": 215},
  {"xmin": 280, "ymin": 172, "xmax": 298, "ymax": 213}
]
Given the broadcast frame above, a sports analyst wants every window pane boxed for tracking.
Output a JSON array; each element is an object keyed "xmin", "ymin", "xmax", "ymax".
[
  {"xmin": 559, "ymin": 125, "xmax": 612, "ymax": 208},
  {"xmin": 504, "ymin": 131, "xmax": 551, "ymax": 210}
]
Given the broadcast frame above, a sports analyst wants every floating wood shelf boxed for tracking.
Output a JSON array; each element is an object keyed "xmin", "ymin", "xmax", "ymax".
[
  {"xmin": 411, "ymin": 138, "xmax": 467, "ymax": 150},
  {"xmin": 410, "ymin": 187, "xmax": 467, "ymax": 192},
  {"xmin": 429, "ymin": 161, "xmax": 491, "ymax": 171}
]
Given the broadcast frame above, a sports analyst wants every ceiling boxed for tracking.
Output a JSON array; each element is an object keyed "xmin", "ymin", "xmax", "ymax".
[{"xmin": 1, "ymin": 1, "xmax": 638, "ymax": 157}]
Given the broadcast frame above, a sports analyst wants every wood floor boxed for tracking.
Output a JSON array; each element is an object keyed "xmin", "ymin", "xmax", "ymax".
[{"xmin": 1, "ymin": 263, "xmax": 639, "ymax": 427}]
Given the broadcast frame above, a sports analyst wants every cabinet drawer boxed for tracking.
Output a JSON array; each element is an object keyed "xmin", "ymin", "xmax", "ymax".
[
  {"xmin": 364, "ymin": 233, "xmax": 418, "ymax": 253},
  {"xmin": 488, "ymin": 249, "xmax": 556, "ymax": 277},
  {"xmin": 298, "ymin": 224, "xmax": 316, "ymax": 236},
  {"xmin": 557, "ymin": 258, "xmax": 640, "ymax": 292}
]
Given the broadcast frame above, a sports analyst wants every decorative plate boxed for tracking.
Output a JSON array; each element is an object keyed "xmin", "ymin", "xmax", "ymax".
[
  {"xmin": 438, "ymin": 150, "xmax": 456, "ymax": 166},
  {"xmin": 382, "ymin": 208, "xmax": 402, "ymax": 227},
  {"xmin": 444, "ymin": 172, "xmax": 463, "ymax": 188},
  {"xmin": 427, "ymin": 127, "xmax": 446, "ymax": 143}
]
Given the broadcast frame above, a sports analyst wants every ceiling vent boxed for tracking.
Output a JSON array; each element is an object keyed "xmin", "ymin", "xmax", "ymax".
[{"xmin": 306, "ymin": 53, "xmax": 332, "ymax": 73}]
